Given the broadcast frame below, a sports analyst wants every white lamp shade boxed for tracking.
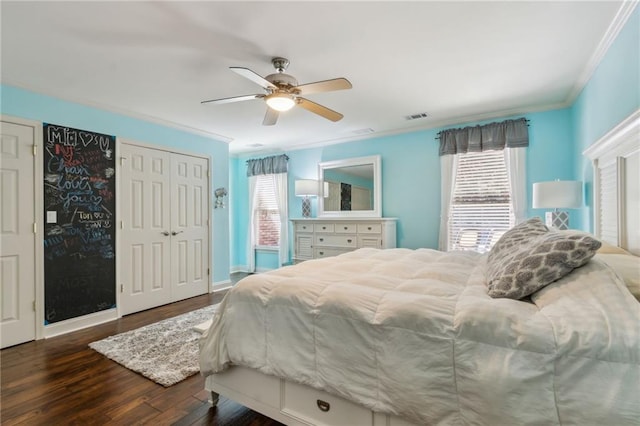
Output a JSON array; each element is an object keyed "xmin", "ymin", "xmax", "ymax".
[
  {"xmin": 295, "ymin": 179, "xmax": 319, "ymax": 197},
  {"xmin": 532, "ymin": 181, "xmax": 583, "ymax": 209}
]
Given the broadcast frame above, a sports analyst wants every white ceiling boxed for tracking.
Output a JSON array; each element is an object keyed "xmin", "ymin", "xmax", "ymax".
[{"xmin": 0, "ymin": 1, "xmax": 629, "ymax": 155}]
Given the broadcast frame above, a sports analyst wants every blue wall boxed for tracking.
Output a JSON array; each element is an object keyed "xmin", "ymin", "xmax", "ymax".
[
  {"xmin": 571, "ymin": 7, "xmax": 640, "ymax": 231},
  {"xmin": 231, "ymin": 108, "xmax": 576, "ymax": 269},
  {"xmin": 1, "ymin": 84, "xmax": 231, "ymax": 284}
]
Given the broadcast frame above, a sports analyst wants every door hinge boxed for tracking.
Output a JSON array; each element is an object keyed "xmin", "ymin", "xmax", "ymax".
[
  {"xmin": 120, "ymin": 220, "xmax": 124, "ymax": 229},
  {"xmin": 120, "ymin": 284, "xmax": 124, "ymax": 293},
  {"xmin": 33, "ymin": 223, "xmax": 37, "ymax": 233},
  {"xmin": 120, "ymin": 156, "xmax": 126, "ymax": 166},
  {"xmin": 207, "ymin": 268, "xmax": 210, "ymax": 276},
  {"xmin": 32, "ymin": 145, "xmax": 37, "ymax": 156},
  {"xmin": 33, "ymin": 301, "xmax": 36, "ymax": 311}
]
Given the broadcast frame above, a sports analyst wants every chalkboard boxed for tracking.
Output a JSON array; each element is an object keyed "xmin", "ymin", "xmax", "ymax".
[{"xmin": 43, "ymin": 124, "xmax": 116, "ymax": 324}]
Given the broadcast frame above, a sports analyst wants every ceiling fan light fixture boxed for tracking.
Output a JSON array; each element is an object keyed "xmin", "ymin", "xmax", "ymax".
[{"xmin": 266, "ymin": 93, "xmax": 296, "ymax": 111}]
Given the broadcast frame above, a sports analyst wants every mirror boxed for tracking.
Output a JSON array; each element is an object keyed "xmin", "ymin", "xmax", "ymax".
[{"xmin": 318, "ymin": 155, "xmax": 381, "ymax": 217}]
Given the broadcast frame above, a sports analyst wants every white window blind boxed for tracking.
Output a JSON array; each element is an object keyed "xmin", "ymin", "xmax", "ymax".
[
  {"xmin": 255, "ymin": 175, "xmax": 280, "ymax": 247},
  {"xmin": 449, "ymin": 150, "xmax": 514, "ymax": 253},
  {"xmin": 598, "ymin": 161, "xmax": 618, "ymax": 246}
]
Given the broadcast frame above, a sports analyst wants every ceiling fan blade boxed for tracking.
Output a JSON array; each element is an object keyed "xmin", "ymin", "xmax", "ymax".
[
  {"xmin": 201, "ymin": 94, "xmax": 263, "ymax": 105},
  {"xmin": 262, "ymin": 107, "xmax": 279, "ymax": 126},
  {"xmin": 230, "ymin": 67, "xmax": 277, "ymax": 90},
  {"xmin": 296, "ymin": 78, "xmax": 352, "ymax": 95},
  {"xmin": 297, "ymin": 98, "xmax": 344, "ymax": 122}
]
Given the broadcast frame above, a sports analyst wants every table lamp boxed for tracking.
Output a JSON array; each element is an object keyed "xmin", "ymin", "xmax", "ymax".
[{"xmin": 532, "ymin": 180, "xmax": 582, "ymax": 229}]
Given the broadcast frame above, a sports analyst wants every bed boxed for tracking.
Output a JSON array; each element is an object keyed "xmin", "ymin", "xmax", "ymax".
[{"xmin": 199, "ymin": 113, "xmax": 640, "ymax": 426}]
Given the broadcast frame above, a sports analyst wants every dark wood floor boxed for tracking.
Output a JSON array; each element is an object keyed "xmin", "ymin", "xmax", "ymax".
[{"xmin": 1, "ymin": 273, "xmax": 284, "ymax": 425}]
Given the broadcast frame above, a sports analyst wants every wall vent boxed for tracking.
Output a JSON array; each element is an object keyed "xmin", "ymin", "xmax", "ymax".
[
  {"xmin": 247, "ymin": 143, "xmax": 264, "ymax": 148},
  {"xmin": 405, "ymin": 112, "xmax": 429, "ymax": 121}
]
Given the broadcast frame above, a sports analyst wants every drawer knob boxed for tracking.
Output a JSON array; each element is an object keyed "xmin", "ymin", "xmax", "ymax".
[
  {"xmin": 347, "ymin": 239, "xmax": 352, "ymax": 243},
  {"xmin": 319, "ymin": 238, "xmax": 324, "ymax": 242},
  {"xmin": 344, "ymin": 226, "xmax": 348, "ymax": 230},
  {"xmin": 319, "ymin": 251, "xmax": 324, "ymax": 255},
  {"xmin": 368, "ymin": 226, "xmax": 372, "ymax": 230},
  {"xmin": 303, "ymin": 226, "xmax": 307, "ymax": 229},
  {"xmin": 317, "ymin": 399, "xmax": 331, "ymax": 412},
  {"xmin": 322, "ymin": 226, "xmax": 326, "ymax": 229}
]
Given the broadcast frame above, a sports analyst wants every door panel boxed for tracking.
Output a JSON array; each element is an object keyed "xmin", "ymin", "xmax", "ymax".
[
  {"xmin": 120, "ymin": 144, "xmax": 172, "ymax": 315},
  {"xmin": 1, "ymin": 121, "xmax": 36, "ymax": 348},
  {"xmin": 171, "ymin": 153, "xmax": 209, "ymax": 301}
]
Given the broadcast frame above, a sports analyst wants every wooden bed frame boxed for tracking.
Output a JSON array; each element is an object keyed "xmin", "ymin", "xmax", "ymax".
[{"xmin": 204, "ymin": 110, "xmax": 639, "ymax": 426}]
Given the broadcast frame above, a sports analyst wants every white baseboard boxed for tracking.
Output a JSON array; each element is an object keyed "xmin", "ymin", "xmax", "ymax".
[
  {"xmin": 43, "ymin": 308, "xmax": 118, "ymax": 338},
  {"xmin": 230, "ymin": 265, "xmax": 248, "ymax": 273},
  {"xmin": 212, "ymin": 279, "xmax": 232, "ymax": 293},
  {"xmin": 230, "ymin": 265, "xmax": 277, "ymax": 274}
]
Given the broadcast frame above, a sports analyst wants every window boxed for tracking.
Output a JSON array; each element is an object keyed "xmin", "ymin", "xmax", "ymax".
[
  {"xmin": 448, "ymin": 150, "xmax": 514, "ymax": 253},
  {"xmin": 255, "ymin": 174, "xmax": 280, "ymax": 247}
]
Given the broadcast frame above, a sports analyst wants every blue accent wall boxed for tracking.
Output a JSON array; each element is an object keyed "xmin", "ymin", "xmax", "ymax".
[
  {"xmin": 1, "ymin": 84, "xmax": 231, "ymax": 284},
  {"xmin": 571, "ymin": 7, "xmax": 640, "ymax": 232}
]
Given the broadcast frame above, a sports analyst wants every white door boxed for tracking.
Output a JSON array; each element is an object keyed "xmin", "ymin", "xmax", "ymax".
[
  {"xmin": 171, "ymin": 153, "xmax": 209, "ymax": 301},
  {"xmin": 120, "ymin": 145, "xmax": 210, "ymax": 315},
  {"xmin": 120, "ymin": 144, "xmax": 172, "ymax": 315},
  {"xmin": 1, "ymin": 120, "xmax": 36, "ymax": 348}
]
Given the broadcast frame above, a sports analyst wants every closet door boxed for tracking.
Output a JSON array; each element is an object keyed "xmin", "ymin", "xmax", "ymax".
[
  {"xmin": 0, "ymin": 120, "xmax": 36, "ymax": 348},
  {"xmin": 170, "ymin": 153, "xmax": 209, "ymax": 301},
  {"xmin": 120, "ymin": 144, "xmax": 172, "ymax": 315}
]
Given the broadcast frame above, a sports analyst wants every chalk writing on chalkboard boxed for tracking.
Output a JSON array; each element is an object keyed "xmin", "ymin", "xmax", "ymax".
[{"xmin": 43, "ymin": 124, "xmax": 116, "ymax": 324}]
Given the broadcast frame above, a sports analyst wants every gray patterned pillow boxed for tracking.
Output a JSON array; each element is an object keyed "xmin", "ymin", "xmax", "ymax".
[
  {"xmin": 488, "ymin": 217, "xmax": 549, "ymax": 264},
  {"xmin": 486, "ymin": 231, "xmax": 602, "ymax": 299}
]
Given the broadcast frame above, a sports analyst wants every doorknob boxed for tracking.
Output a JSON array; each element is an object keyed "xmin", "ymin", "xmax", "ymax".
[
  {"xmin": 161, "ymin": 231, "xmax": 170, "ymax": 236},
  {"xmin": 171, "ymin": 231, "xmax": 183, "ymax": 236}
]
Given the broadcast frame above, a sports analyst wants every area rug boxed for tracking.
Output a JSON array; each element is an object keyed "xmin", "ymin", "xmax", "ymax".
[{"xmin": 89, "ymin": 304, "xmax": 219, "ymax": 387}]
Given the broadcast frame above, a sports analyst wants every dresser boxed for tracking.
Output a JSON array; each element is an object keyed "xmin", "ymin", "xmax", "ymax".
[{"xmin": 291, "ymin": 218, "xmax": 397, "ymax": 263}]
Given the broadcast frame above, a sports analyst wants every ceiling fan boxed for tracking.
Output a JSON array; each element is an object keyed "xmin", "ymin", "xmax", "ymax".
[{"xmin": 201, "ymin": 57, "xmax": 352, "ymax": 126}]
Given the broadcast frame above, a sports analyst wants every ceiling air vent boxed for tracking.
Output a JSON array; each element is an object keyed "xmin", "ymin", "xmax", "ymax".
[
  {"xmin": 352, "ymin": 128, "xmax": 375, "ymax": 135},
  {"xmin": 405, "ymin": 112, "xmax": 429, "ymax": 121},
  {"xmin": 247, "ymin": 143, "xmax": 264, "ymax": 148}
]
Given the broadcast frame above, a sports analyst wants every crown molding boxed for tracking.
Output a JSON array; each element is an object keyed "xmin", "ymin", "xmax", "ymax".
[
  {"xmin": 1, "ymin": 80, "xmax": 233, "ymax": 143},
  {"xmin": 565, "ymin": 1, "xmax": 638, "ymax": 104},
  {"xmin": 229, "ymin": 100, "xmax": 570, "ymax": 157}
]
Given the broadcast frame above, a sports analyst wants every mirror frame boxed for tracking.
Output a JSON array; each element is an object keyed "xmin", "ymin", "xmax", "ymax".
[{"xmin": 317, "ymin": 155, "xmax": 382, "ymax": 218}]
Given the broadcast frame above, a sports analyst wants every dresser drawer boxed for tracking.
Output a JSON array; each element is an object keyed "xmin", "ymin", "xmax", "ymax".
[
  {"xmin": 295, "ymin": 222, "xmax": 313, "ymax": 233},
  {"xmin": 335, "ymin": 223, "xmax": 357, "ymax": 233},
  {"xmin": 357, "ymin": 223, "xmax": 382, "ymax": 234},
  {"xmin": 281, "ymin": 381, "xmax": 372, "ymax": 426},
  {"xmin": 314, "ymin": 247, "xmax": 353, "ymax": 258},
  {"xmin": 315, "ymin": 234, "xmax": 356, "ymax": 248},
  {"xmin": 314, "ymin": 223, "xmax": 335, "ymax": 233},
  {"xmin": 358, "ymin": 235, "xmax": 382, "ymax": 248}
]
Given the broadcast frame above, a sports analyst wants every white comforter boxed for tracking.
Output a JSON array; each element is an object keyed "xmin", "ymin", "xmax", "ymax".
[{"xmin": 199, "ymin": 248, "xmax": 640, "ymax": 425}]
